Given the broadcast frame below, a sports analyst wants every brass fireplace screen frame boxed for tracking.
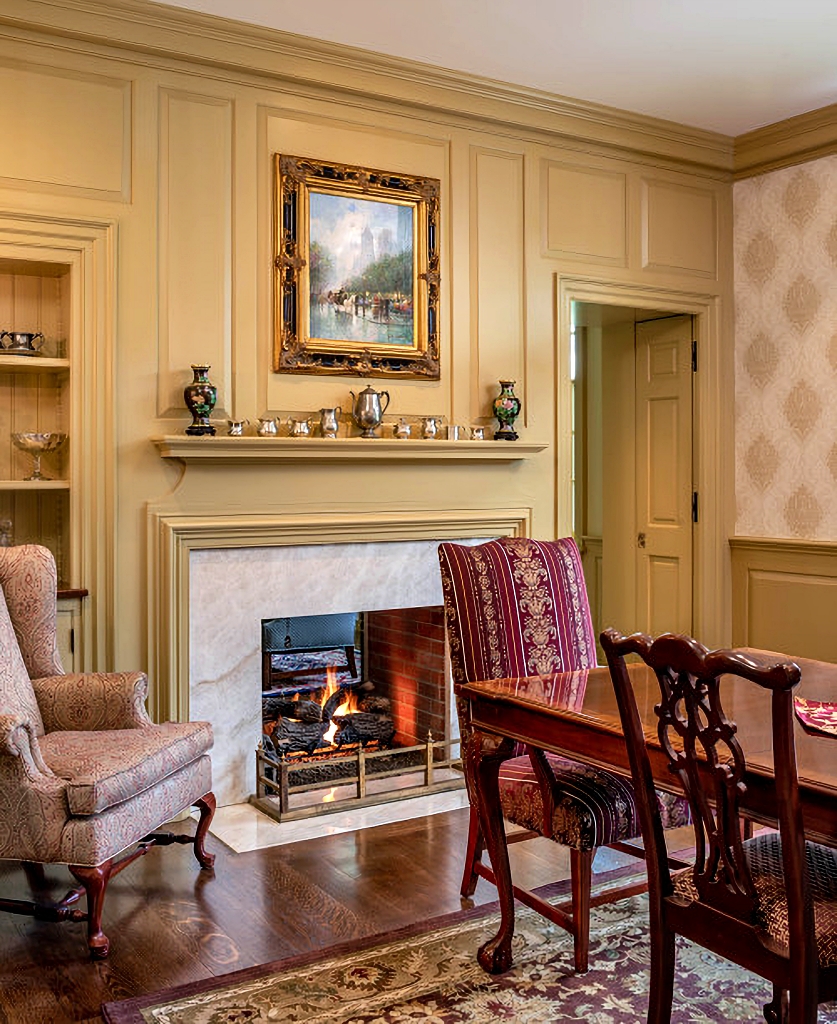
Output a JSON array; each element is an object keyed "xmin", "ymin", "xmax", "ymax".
[{"xmin": 252, "ymin": 734, "xmax": 463, "ymax": 822}]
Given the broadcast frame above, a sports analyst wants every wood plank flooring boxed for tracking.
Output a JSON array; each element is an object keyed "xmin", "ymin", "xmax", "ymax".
[{"xmin": 0, "ymin": 807, "xmax": 583, "ymax": 1024}]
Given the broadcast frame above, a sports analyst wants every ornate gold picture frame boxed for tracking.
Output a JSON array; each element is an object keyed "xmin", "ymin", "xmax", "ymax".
[{"xmin": 274, "ymin": 155, "xmax": 440, "ymax": 379}]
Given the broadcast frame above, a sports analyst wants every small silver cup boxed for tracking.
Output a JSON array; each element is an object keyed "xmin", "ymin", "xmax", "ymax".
[
  {"xmin": 470, "ymin": 426, "xmax": 485, "ymax": 441},
  {"xmin": 445, "ymin": 424, "xmax": 462, "ymax": 441}
]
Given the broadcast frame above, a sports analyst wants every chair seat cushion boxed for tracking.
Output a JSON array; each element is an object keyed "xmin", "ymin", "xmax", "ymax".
[
  {"xmin": 498, "ymin": 751, "xmax": 691, "ymax": 852},
  {"xmin": 39, "ymin": 721, "xmax": 214, "ymax": 815},
  {"xmin": 672, "ymin": 832, "xmax": 837, "ymax": 967}
]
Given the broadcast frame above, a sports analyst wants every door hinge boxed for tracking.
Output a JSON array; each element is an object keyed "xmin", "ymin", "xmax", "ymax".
[
  {"xmin": 691, "ymin": 339, "xmax": 698, "ymax": 372},
  {"xmin": 69, "ymin": 628, "xmax": 75, "ymax": 655},
  {"xmin": 692, "ymin": 492, "xmax": 699, "ymax": 524}
]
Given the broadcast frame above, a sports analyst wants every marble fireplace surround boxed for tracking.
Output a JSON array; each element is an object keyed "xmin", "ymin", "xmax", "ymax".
[{"xmin": 148, "ymin": 508, "xmax": 531, "ymax": 805}]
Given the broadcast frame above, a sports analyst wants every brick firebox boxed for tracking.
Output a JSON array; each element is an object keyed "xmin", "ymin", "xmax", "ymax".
[{"xmin": 365, "ymin": 606, "xmax": 447, "ymax": 747}]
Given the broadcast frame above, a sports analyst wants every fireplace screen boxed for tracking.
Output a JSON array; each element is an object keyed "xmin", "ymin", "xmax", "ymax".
[{"xmin": 253, "ymin": 607, "xmax": 463, "ymax": 820}]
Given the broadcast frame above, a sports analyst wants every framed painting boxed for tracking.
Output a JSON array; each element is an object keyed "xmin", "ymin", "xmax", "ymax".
[{"xmin": 274, "ymin": 154, "xmax": 440, "ymax": 379}]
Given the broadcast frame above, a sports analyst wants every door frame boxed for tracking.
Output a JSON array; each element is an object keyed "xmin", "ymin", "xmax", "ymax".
[{"xmin": 556, "ymin": 276, "xmax": 733, "ymax": 648}]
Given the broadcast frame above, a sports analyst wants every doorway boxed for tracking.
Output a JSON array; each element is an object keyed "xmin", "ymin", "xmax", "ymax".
[{"xmin": 572, "ymin": 301, "xmax": 695, "ymax": 647}]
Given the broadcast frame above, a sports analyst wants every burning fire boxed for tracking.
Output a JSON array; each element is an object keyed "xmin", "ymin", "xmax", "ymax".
[{"xmin": 321, "ymin": 665, "xmax": 358, "ymax": 746}]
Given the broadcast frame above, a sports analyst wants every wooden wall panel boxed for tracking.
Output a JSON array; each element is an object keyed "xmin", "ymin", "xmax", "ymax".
[
  {"xmin": 0, "ymin": 62, "xmax": 129, "ymax": 200},
  {"xmin": 157, "ymin": 90, "xmax": 233, "ymax": 419},
  {"xmin": 543, "ymin": 161, "xmax": 627, "ymax": 265},
  {"xmin": 731, "ymin": 538, "xmax": 837, "ymax": 662},
  {"xmin": 471, "ymin": 148, "xmax": 525, "ymax": 424},
  {"xmin": 642, "ymin": 178, "xmax": 717, "ymax": 277}
]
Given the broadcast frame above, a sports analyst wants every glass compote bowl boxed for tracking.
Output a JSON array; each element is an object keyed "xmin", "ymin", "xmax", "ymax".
[{"xmin": 11, "ymin": 432, "xmax": 67, "ymax": 481}]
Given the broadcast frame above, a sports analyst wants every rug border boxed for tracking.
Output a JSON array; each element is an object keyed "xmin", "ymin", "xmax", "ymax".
[{"xmin": 101, "ymin": 861, "xmax": 647, "ymax": 1024}]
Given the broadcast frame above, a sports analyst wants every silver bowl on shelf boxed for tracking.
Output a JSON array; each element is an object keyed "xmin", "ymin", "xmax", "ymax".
[{"xmin": 11, "ymin": 432, "xmax": 67, "ymax": 481}]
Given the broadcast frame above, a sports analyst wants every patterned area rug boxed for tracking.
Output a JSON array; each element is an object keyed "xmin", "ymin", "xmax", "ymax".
[{"xmin": 102, "ymin": 893, "xmax": 837, "ymax": 1023}]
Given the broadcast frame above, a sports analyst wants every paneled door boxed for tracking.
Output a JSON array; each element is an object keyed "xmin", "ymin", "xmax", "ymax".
[{"xmin": 634, "ymin": 315, "xmax": 693, "ymax": 634}]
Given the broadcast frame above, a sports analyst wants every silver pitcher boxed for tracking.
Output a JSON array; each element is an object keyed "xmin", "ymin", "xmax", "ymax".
[
  {"xmin": 257, "ymin": 416, "xmax": 279, "ymax": 436},
  {"xmin": 226, "ymin": 418, "xmax": 249, "ymax": 436},
  {"xmin": 288, "ymin": 416, "xmax": 312, "ymax": 438},
  {"xmin": 319, "ymin": 406, "xmax": 342, "ymax": 439},
  {"xmin": 349, "ymin": 385, "xmax": 390, "ymax": 438},
  {"xmin": 420, "ymin": 416, "xmax": 441, "ymax": 439}
]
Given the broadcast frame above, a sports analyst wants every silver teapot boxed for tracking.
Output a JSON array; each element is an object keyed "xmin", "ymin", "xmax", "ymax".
[
  {"xmin": 288, "ymin": 416, "xmax": 312, "ymax": 438},
  {"xmin": 350, "ymin": 385, "xmax": 390, "ymax": 438},
  {"xmin": 319, "ymin": 406, "xmax": 342, "ymax": 439},
  {"xmin": 257, "ymin": 416, "xmax": 279, "ymax": 436}
]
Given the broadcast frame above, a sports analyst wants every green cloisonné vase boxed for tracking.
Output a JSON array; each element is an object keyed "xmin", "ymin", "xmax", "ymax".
[
  {"xmin": 184, "ymin": 364, "xmax": 217, "ymax": 436},
  {"xmin": 492, "ymin": 379, "xmax": 521, "ymax": 441}
]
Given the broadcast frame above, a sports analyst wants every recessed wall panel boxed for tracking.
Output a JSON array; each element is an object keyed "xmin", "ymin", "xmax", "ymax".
[
  {"xmin": 543, "ymin": 162, "xmax": 626, "ymax": 265},
  {"xmin": 472, "ymin": 149, "xmax": 524, "ymax": 421},
  {"xmin": 642, "ymin": 179, "xmax": 717, "ymax": 277},
  {"xmin": 0, "ymin": 63, "xmax": 129, "ymax": 199},
  {"xmin": 158, "ymin": 90, "xmax": 232, "ymax": 418}
]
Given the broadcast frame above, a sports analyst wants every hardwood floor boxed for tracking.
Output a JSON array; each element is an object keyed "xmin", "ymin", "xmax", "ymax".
[{"xmin": 0, "ymin": 807, "xmax": 583, "ymax": 1024}]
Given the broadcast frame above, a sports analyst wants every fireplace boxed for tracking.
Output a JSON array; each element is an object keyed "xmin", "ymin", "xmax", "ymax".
[
  {"xmin": 253, "ymin": 605, "xmax": 458, "ymax": 819},
  {"xmin": 147, "ymin": 507, "xmax": 530, "ymax": 807}
]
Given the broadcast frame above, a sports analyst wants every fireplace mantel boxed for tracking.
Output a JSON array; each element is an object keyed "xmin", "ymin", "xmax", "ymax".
[{"xmin": 152, "ymin": 436, "xmax": 547, "ymax": 464}]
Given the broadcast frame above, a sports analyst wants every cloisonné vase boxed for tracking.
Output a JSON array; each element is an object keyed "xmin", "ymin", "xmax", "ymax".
[
  {"xmin": 492, "ymin": 379, "xmax": 521, "ymax": 441},
  {"xmin": 184, "ymin": 364, "xmax": 217, "ymax": 436}
]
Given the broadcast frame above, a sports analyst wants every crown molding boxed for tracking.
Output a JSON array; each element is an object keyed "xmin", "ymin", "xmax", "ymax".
[
  {"xmin": 734, "ymin": 104, "xmax": 837, "ymax": 179},
  {"xmin": 0, "ymin": 0, "xmax": 734, "ymax": 174}
]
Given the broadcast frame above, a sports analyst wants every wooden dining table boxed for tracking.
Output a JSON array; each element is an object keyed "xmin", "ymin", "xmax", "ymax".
[{"xmin": 457, "ymin": 653, "xmax": 837, "ymax": 974}]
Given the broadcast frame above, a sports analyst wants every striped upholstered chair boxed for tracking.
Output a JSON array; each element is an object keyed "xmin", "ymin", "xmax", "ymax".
[
  {"xmin": 0, "ymin": 545, "xmax": 216, "ymax": 958},
  {"xmin": 438, "ymin": 536, "xmax": 689, "ymax": 973}
]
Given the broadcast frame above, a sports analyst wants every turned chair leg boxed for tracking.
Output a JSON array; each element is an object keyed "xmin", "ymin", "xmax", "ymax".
[
  {"xmin": 570, "ymin": 848, "xmax": 593, "ymax": 973},
  {"xmin": 69, "ymin": 860, "xmax": 113, "ymax": 960},
  {"xmin": 460, "ymin": 805, "xmax": 485, "ymax": 898},
  {"xmin": 193, "ymin": 793, "xmax": 217, "ymax": 869}
]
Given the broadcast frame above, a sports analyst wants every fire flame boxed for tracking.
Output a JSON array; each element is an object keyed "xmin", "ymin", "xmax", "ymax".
[{"xmin": 321, "ymin": 664, "xmax": 358, "ymax": 746}]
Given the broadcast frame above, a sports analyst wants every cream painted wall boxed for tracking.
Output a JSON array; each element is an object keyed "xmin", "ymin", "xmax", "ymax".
[
  {"xmin": 0, "ymin": 0, "xmax": 733, "ymax": 679},
  {"xmin": 735, "ymin": 154, "xmax": 837, "ymax": 540}
]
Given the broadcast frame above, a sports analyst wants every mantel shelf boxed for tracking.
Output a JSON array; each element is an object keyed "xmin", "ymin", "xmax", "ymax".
[{"xmin": 152, "ymin": 435, "xmax": 547, "ymax": 464}]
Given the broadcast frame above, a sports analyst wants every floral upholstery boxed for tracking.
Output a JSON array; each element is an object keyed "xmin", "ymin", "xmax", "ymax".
[
  {"xmin": 39, "ymin": 720, "xmax": 214, "ymax": 815},
  {"xmin": 0, "ymin": 544, "xmax": 214, "ymax": 869},
  {"xmin": 673, "ymin": 833, "xmax": 837, "ymax": 968},
  {"xmin": 499, "ymin": 752, "xmax": 692, "ymax": 851},
  {"xmin": 34, "ymin": 671, "xmax": 153, "ymax": 732},
  {"xmin": 0, "ymin": 545, "xmax": 63, "ymax": 682},
  {"xmin": 0, "ymin": 584, "xmax": 46, "ymax": 737},
  {"xmin": 439, "ymin": 537, "xmax": 597, "ymax": 686}
]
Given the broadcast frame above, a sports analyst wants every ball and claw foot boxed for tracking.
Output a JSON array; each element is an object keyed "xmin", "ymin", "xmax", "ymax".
[{"xmin": 478, "ymin": 934, "xmax": 513, "ymax": 974}]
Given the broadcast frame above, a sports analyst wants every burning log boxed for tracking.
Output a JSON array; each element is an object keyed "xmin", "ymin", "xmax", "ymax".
[
  {"xmin": 333, "ymin": 711, "xmax": 395, "ymax": 748},
  {"xmin": 275, "ymin": 717, "xmax": 328, "ymax": 755}
]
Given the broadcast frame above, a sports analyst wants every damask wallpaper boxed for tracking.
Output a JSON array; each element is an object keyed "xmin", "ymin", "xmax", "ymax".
[{"xmin": 735, "ymin": 154, "xmax": 837, "ymax": 540}]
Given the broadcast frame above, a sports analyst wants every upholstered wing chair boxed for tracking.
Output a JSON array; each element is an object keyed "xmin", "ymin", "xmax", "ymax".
[{"xmin": 0, "ymin": 545, "xmax": 216, "ymax": 959}]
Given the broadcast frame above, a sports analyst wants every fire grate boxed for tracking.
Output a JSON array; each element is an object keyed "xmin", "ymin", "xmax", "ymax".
[{"xmin": 251, "ymin": 733, "xmax": 464, "ymax": 822}]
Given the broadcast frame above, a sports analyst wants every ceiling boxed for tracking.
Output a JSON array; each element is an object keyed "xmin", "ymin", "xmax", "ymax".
[{"xmin": 152, "ymin": 0, "xmax": 837, "ymax": 136}]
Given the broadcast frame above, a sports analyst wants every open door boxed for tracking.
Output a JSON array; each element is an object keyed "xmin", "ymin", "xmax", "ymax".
[
  {"xmin": 575, "ymin": 305, "xmax": 694, "ymax": 641},
  {"xmin": 634, "ymin": 315, "xmax": 693, "ymax": 635}
]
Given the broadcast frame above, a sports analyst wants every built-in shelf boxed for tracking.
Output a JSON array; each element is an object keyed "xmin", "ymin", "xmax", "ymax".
[
  {"xmin": 0, "ymin": 479, "xmax": 70, "ymax": 490},
  {"xmin": 152, "ymin": 435, "xmax": 547, "ymax": 464},
  {"xmin": 0, "ymin": 354, "xmax": 69, "ymax": 373}
]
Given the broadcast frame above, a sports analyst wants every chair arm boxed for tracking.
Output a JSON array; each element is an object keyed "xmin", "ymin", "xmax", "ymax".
[
  {"xmin": 0, "ymin": 713, "xmax": 55, "ymax": 775},
  {"xmin": 33, "ymin": 671, "xmax": 153, "ymax": 732}
]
